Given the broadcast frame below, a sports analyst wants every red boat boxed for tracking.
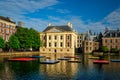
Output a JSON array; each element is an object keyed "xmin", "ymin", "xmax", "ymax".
[
  {"xmin": 93, "ymin": 60, "xmax": 109, "ymax": 64},
  {"xmin": 8, "ymin": 58, "xmax": 36, "ymax": 61}
]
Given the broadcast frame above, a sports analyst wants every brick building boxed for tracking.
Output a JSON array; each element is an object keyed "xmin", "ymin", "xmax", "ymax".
[
  {"xmin": 102, "ymin": 29, "xmax": 120, "ymax": 51},
  {"xmin": 0, "ymin": 16, "xmax": 16, "ymax": 41}
]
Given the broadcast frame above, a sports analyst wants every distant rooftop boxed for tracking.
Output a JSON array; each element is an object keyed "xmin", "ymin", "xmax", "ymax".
[
  {"xmin": 103, "ymin": 29, "xmax": 120, "ymax": 37},
  {"xmin": 0, "ymin": 16, "xmax": 15, "ymax": 24}
]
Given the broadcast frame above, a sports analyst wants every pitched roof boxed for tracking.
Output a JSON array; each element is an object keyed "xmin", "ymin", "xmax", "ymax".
[
  {"xmin": 0, "ymin": 16, "xmax": 15, "ymax": 24},
  {"xmin": 103, "ymin": 29, "xmax": 120, "ymax": 37},
  {"xmin": 43, "ymin": 25, "xmax": 74, "ymax": 32}
]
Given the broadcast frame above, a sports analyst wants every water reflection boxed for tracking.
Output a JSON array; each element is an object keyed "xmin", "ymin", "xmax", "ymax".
[
  {"xmin": 40, "ymin": 53, "xmax": 80, "ymax": 79},
  {"xmin": 0, "ymin": 53, "xmax": 120, "ymax": 80}
]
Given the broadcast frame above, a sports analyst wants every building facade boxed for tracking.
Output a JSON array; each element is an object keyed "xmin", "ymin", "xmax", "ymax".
[
  {"xmin": 40, "ymin": 22, "xmax": 77, "ymax": 54},
  {"xmin": 102, "ymin": 29, "xmax": 120, "ymax": 51},
  {"xmin": 76, "ymin": 33, "xmax": 86, "ymax": 52},
  {"xmin": 77, "ymin": 33, "xmax": 86, "ymax": 48},
  {"xmin": 83, "ymin": 40, "xmax": 93, "ymax": 53},
  {"xmin": 0, "ymin": 16, "xmax": 16, "ymax": 41},
  {"xmin": 82, "ymin": 30, "xmax": 99, "ymax": 53}
]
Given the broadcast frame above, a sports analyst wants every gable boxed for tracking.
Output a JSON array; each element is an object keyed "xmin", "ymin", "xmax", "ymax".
[{"xmin": 46, "ymin": 27, "xmax": 62, "ymax": 32}]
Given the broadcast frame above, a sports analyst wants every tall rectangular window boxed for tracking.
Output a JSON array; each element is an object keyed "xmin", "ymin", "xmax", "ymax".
[
  {"xmin": 67, "ymin": 36, "xmax": 70, "ymax": 39},
  {"xmin": 55, "ymin": 35, "xmax": 57, "ymax": 40},
  {"xmin": 67, "ymin": 42, "xmax": 70, "ymax": 47},
  {"xmin": 86, "ymin": 42, "xmax": 88, "ymax": 45},
  {"xmin": 60, "ymin": 42, "xmax": 63, "ymax": 47},
  {"xmin": 60, "ymin": 36, "xmax": 63, "ymax": 40},
  {"xmin": 54, "ymin": 42, "xmax": 57, "ymax": 47},
  {"xmin": 49, "ymin": 35, "xmax": 51, "ymax": 40},
  {"xmin": 49, "ymin": 43, "xmax": 51, "ymax": 47},
  {"xmin": 86, "ymin": 47, "xmax": 88, "ymax": 51},
  {"xmin": 115, "ymin": 39, "xmax": 117, "ymax": 43},
  {"xmin": 90, "ymin": 42, "xmax": 92, "ymax": 45}
]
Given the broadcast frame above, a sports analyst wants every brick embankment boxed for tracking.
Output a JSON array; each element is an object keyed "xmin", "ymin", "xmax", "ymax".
[{"xmin": 0, "ymin": 51, "xmax": 40, "ymax": 56}]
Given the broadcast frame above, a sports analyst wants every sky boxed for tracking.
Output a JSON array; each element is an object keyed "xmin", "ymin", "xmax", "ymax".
[{"xmin": 0, "ymin": 0, "xmax": 120, "ymax": 33}]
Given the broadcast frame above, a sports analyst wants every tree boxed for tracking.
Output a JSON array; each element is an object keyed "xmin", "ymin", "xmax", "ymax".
[
  {"xmin": 8, "ymin": 35, "xmax": 20, "ymax": 51},
  {"xmin": 29, "ymin": 28, "xmax": 41, "ymax": 49},
  {"xmin": 15, "ymin": 27, "xmax": 31, "ymax": 49},
  {"xmin": 99, "ymin": 46, "xmax": 108, "ymax": 53},
  {"xmin": 0, "ymin": 37, "xmax": 5, "ymax": 51},
  {"xmin": 15, "ymin": 27, "xmax": 41, "ymax": 51}
]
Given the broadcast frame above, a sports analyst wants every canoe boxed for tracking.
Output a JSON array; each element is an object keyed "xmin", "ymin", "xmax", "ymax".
[
  {"xmin": 58, "ymin": 58, "xmax": 70, "ymax": 60},
  {"xmin": 93, "ymin": 60, "xmax": 109, "ymax": 64},
  {"xmin": 40, "ymin": 60, "xmax": 59, "ymax": 64},
  {"xmin": 111, "ymin": 59, "xmax": 120, "ymax": 62},
  {"xmin": 8, "ymin": 58, "xmax": 36, "ymax": 61}
]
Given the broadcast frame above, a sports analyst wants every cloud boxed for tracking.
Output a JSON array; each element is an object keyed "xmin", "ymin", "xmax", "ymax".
[
  {"xmin": 24, "ymin": 18, "xmax": 48, "ymax": 32},
  {"xmin": 0, "ymin": 0, "xmax": 59, "ymax": 13},
  {"xmin": 56, "ymin": 9, "xmax": 70, "ymax": 14},
  {"xmin": 47, "ymin": 15, "xmax": 105, "ymax": 33},
  {"xmin": 0, "ymin": 0, "xmax": 59, "ymax": 21},
  {"xmin": 103, "ymin": 8, "xmax": 120, "ymax": 29},
  {"xmin": 0, "ymin": 0, "xmax": 119, "ymax": 34},
  {"xmin": 0, "ymin": 0, "xmax": 60, "ymax": 31},
  {"xmin": 26, "ymin": 6, "xmax": 120, "ymax": 33}
]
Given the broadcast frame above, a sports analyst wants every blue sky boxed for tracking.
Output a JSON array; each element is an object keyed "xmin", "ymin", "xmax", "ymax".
[{"xmin": 0, "ymin": 0, "xmax": 120, "ymax": 33}]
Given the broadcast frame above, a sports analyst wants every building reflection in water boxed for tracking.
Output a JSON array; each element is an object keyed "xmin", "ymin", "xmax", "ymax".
[
  {"xmin": 0, "ymin": 62, "xmax": 14, "ymax": 80},
  {"xmin": 39, "ymin": 53, "xmax": 80, "ymax": 77},
  {"xmin": 1, "ymin": 53, "xmax": 120, "ymax": 80}
]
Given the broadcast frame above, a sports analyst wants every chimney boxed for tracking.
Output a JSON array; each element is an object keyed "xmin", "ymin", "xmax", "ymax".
[
  {"xmin": 48, "ymin": 23, "xmax": 52, "ymax": 26},
  {"xmin": 67, "ymin": 22, "xmax": 72, "ymax": 28}
]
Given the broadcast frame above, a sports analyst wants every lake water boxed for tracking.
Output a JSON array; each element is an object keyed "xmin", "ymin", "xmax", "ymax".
[{"xmin": 0, "ymin": 53, "xmax": 120, "ymax": 80}]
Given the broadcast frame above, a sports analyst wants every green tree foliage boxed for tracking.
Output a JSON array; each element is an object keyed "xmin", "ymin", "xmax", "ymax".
[
  {"xmin": 15, "ymin": 27, "xmax": 41, "ymax": 50},
  {"xmin": 99, "ymin": 46, "xmax": 108, "ymax": 53},
  {"xmin": 0, "ymin": 37, "xmax": 4, "ymax": 48},
  {"xmin": 9, "ymin": 35, "xmax": 20, "ymax": 49},
  {"xmin": 29, "ymin": 28, "xmax": 41, "ymax": 49}
]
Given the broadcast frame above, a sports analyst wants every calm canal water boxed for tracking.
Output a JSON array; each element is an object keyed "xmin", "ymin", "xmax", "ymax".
[{"xmin": 0, "ymin": 53, "xmax": 120, "ymax": 80}]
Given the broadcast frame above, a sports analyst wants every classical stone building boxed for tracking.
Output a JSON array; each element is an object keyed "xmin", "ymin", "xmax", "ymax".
[
  {"xmin": 40, "ymin": 22, "xmax": 77, "ymax": 54},
  {"xmin": 102, "ymin": 29, "xmax": 120, "ymax": 51},
  {"xmin": 0, "ymin": 16, "xmax": 16, "ymax": 41}
]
